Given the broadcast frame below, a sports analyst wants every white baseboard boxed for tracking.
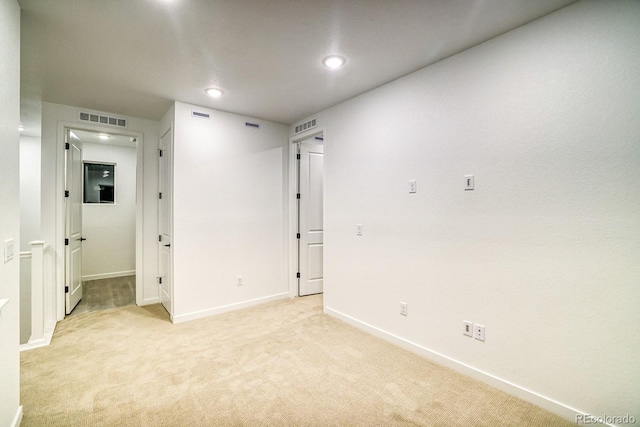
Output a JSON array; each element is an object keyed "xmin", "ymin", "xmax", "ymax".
[
  {"xmin": 325, "ymin": 306, "xmax": 585, "ymax": 424},
  {"xmin": 11, "ymin": 406, "xmax": 23, "ymax": 427},
  {"xmin": 20, "ymin": 321, "xmax": 57, "ymax": 352},
  {"xmin": 44, "ymin": 323, "xmax": 55, "ymax": 345},
  {"xmin": 82, "ymin": 270, "xmax": 135, "ymax": 281},
  {"xmin": 139, "ymin": 297, "xmax": 159, "ymax": 306},
  {"xmin": 172, "ymin": 292, "xmax": 289, "ymax": 324},
  {"xmin": 20, "ymin": 338, "xmax": 46, "ymax": 352}
]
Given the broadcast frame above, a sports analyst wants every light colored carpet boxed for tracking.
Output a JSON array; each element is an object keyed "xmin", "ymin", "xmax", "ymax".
[
  {"xmin": 21, "ymin": 295, "xmax": 571, "ymax": 426},
  {"xmin": 68, "ymin": 275, "xmax": 136, "ymax": 317}
]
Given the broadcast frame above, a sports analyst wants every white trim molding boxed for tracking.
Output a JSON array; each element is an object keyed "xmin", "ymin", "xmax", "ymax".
[
  {"xmin": 82, "ymin": 270, "xmax": 136, "ymax": 281},
  {"xmin": 11, "ymin": 406, "xmax": 23, "ymax": 427},
  {"xmin": 20, "ymin": 321, "xmax": 56, "ymax": 352},
  {"xmin": 172, "ymin": 292, "xmax": 290, "ymax": 324}
]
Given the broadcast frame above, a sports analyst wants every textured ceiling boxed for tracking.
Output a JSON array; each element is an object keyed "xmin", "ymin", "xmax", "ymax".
[{"xmin": 19, "ymin": 0, "xmax": 577, "ymax": 136}]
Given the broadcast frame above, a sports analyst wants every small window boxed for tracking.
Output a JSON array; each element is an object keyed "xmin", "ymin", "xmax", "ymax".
[{"xmin": 84, "ymin": 162, "xmax": 116, "ymax": 204}]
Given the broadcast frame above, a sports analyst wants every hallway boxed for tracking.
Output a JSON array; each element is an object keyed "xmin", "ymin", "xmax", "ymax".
[{"xmin": 68, "ymin": 276, "xmax": 136, "ymax": 316}]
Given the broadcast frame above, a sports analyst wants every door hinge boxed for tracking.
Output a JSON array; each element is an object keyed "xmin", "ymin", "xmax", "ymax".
[
  {"xmin": 65, "ymin": 142, "xmax": 70, "ymax": 150},
  {"xmin": 64, "ymin": 238, "xmax": 69, "ymax": 246},
  {"xmin": 296, "ymin": 193, "xmax": 300, "ymax": 199},
  {"xmin": 296, "ymin": 153, "xmax": 301, "ymax": 160},
  {"xmin": 159, "ymin": 149, "xmax": 164, "ymax": 157},
  {"xmin": 158, "ymin": 277, "xmax": 163, "ymax": 284},
  {"xmin": 296, "ymin": 233, "xmax": 300, "ymax": 239},
  {"xmin": 64, "ymin": 190, "xmax": 70, "ymax": 198},
  {"xmin": 159, "ymin": 192, "xmax": 163, "ymax": 199},
  {"xmin": 65, "ymin": 286, "xmax": 69, "ymax": 293},
  {"xmin": 296, "ymin": 272, "xmax": 301, "ymax": 279},
  {"xmin": 158, "ymin": 235, "xmax": 162, "ymax": 242}
]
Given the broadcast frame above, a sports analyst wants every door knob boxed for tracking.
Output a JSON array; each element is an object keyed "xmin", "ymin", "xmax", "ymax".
[
  {"xmin": 164, "ymin": 243, "xmax": 171, "ymax": 247},
  {"xmin": 80, "ymin": 237, "xmax": 87, "ymax": 241}
]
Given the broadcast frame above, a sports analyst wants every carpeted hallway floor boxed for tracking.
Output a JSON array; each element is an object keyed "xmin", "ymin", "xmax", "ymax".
[
  {"xmin": 68, "ymin": 275, "xmax": 136, "ymax": 317},
  {"xmin": 20, "ymin": 295, "xmax": 572, "ymax": 426}
]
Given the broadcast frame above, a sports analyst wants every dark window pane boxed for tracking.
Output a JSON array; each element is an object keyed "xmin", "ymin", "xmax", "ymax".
[{"xmin": 83, "ymin": 162, "xmax": 115, "ymax": 204}]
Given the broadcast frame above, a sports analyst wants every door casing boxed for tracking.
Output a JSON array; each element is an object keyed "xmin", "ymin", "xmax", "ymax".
[
  {"xmin": 297, "ymin": 139, "xmax": 324, "ymax": 296},
  {"xmin": 64, "ymin": 130, "xmax": 83, "ymax": 313},
  {"xmin": 57, "ymin": 122, "xmax": 145, "ymax": 320},
  {"xmin": 158, "ymin": 124, "xmax": 173, "ymax": 317},
  {"xmin": 288, "ymin": 128, "xmax": 326, "ymax": 298}
]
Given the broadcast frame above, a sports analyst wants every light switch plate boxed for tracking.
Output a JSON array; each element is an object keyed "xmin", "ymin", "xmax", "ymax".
[
  {"xmin": 400, "ymin": 302, "xmax": 408, "ymax": 316},
  {"xmin": 4, "ymin": 239, "xmax": 14, "ymax": 263},
  {"xmin": 464, "ymin": 175, "xmax": 474, "ymax": 191},
  {"xmin": 356, "ymin": 224, "xmax": 363, "ymax": 236},
  {"xmin": 409, "ymin": 180, "xmax": 417, "ymax": 193},
  {"xmin": 463, "ymin": 321, "xmax": 473, "ymax": 337}
]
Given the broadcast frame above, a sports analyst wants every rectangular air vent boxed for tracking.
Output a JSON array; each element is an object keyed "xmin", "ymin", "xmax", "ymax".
[
  {"xmin": 191, "ymin": 111, "xmax": 210, "ymax": 119},
  {"xmin": 79, "ymin": 111, "xmax": 127, "ymax": 128},
  {"xmin": 294, "ymin": 117, "xmax": 317, "ymax": 134},
  {"xmin": 245, "ymin": 122, "xmax": 260, "ymax": 128}
]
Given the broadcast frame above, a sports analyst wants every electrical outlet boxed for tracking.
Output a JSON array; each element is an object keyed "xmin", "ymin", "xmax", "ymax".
[
  {"xmin": 474, "ymin": 324, "xmax": 485, "ymax": 341},
  {"xmin": 237, "ymin": 276, "xmax": 243, "ymax": 286},
  {"xmin": 400, "ymin": 302, "xmax": 408, "ymax": 316},
  {"xmin": 463, "ymin": 321, "xmax": 473, "ymax": 337}
]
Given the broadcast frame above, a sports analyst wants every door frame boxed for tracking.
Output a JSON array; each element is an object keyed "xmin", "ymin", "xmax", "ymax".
[
  {"xmin": 64, "ymin": 129, "xmax": 84, "ymax": 314},
  {"xmin": 287, "ymin": 127, "xmax": 325, "ymax": 298},
  {"xmin": 157, "ymin": 123, "xmax": 173, "ymax": 318},
  {"xmin": 56, "ymin": 121, "xmax": 144, "ymax": 319}
]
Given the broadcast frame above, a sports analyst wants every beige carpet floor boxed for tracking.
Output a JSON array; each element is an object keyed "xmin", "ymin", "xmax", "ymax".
[
  {"xmin": 21, "ymin": 295, "xmax": 572, "ymax": 426},
  {"xmin": 68, "ymin": 275, "xmax": 136, "ymax": 317}
]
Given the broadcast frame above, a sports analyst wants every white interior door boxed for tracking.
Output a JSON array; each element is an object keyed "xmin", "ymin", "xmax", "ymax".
[
  {"xmin": 158, "ymin": 126, "xmax": 173, "ymax": 315},
  {"xmin": 298, "ymin": 139, "xmax": 324, "ymax": 296},
  {"xmin": 65, "ymin": 129, "xmax": 83, "ymax": 314}
]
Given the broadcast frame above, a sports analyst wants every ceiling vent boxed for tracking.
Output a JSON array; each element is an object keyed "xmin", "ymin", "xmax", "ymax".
[
  {"xmin": 79, "ymin": 111, "xmax": 127, "ymax": 128},
  {"xmin": 245, "ymin": 122, "xmax": 260, "ymax": 129},
  {"xmin": 294, "ymin": 117, "xmax": 317, "ymax": 134}
]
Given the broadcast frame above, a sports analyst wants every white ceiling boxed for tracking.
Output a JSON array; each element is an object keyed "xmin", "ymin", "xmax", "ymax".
[
  {"xmin": 19, "ymin": 0, "xmax": 578, "ymax": 136},
  {"xmin": 71, "ymin": 129, "xmax": 137, "ymax": 149}
]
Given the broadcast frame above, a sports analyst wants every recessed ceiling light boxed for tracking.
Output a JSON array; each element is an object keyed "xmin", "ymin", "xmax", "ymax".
[
  {"xmin": 98, "ymin": 134, "xmax": 110, "ymax": 140},
  {"xmin": 205, "ymin": 87, "xmax": 224, "ymax": 98},
  {"xmin": 323, "ymin": 55, "xmax": 346, "ymax": 69}
]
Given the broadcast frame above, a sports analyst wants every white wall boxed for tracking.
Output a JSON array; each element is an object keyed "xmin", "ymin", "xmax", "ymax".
[
  {"xmin": 20, "ymin": 136, "xmax": 41, "ymax": 250},
  {"xmin": 19, "ymin": 136, "xmax": 41, "ymax": 344},
  {"xmin": 171, "ymin": 102, "xmax": 289, "ymax": 322},
  {"xmin": 0, "ymin": 0, "xmax": 23, "ymax": 425},
  {"xmin": 295, "ymin": 0, "xmax": 640, "ymax": 421},
  {"xmin": 41, "ymin": 102, "xmax": 160, "ymax": 317},
  {"xmin": 82, "ymin": 142, "xmax": 137, "ymax": 280}
]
